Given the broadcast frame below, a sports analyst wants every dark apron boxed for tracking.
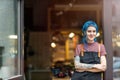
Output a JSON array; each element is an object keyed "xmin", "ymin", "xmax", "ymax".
[{"xmin": 71, "ymin": 52, "xmax": 101, "ymax": 80}]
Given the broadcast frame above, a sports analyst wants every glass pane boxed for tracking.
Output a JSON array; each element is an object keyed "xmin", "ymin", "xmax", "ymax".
[
  {"xmin": 112, "ymin": 0, "xmax": 120, "ymax": 80},
  {"xmin": 0, "ymin": 0, "xmax": 19, "ymax": 79}
]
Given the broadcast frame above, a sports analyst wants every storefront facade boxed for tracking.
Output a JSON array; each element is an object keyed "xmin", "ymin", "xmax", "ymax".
[
  {"xmin": 25, "ymin": 0, "xmax": 119, "ymax": 80},
  {"xmin": 0, "ymin": 0, "xmax": 119, "ymax": 80}
]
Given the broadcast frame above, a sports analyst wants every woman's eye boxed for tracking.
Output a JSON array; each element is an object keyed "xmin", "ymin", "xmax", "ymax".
[
  {"xmin": 87, "ymin": 30, "xmax": 91, "ymax": 32},
  {"xmin": 93, "ymin": 30, "xmax": 96, "ymax": 33},
  {"xmin": 87, "ymin": 30, "xmax": 96, "ymax": 33}
]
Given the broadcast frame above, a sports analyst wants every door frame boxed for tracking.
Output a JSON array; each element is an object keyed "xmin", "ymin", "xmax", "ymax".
[
  {"xmin": 103, "ymin": 0, "xmax": 113, "ymax": 80},
  {"xmin": 8, "ymin": 0, "xmax": 24, "ymax": 79}
]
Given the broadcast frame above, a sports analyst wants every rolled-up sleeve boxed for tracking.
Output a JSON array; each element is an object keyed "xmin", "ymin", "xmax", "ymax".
[
  {"xmin": 100, "ymin": 44, "xmax": 107, "ymax": 56},
  {"xmin": 74, "ymin": 45, "xmax": 80, "ymax": 57}
]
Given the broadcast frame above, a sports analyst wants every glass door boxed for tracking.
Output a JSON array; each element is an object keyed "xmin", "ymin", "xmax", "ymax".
[
  {"xmin": 0, "ymin": 0, "xmax": 24, "ymax": 80},
  {"xmin": 112, "ymin": 0, "xmax": 120, "ymax": 80}
]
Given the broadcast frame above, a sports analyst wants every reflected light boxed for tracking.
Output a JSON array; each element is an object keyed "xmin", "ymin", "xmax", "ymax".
[
  {"xmin": 69, "ymin": 32, "xmax": 75, "ymax": 38},
  {"xmin": 51, "ymin": 42, "xmax": 56, "ymax": 48},
  {"xmin": 69, "ymin": 3, "xmax": 73, "ymax": 7},
  {"xmin": 96, "ymin": 32, "xmax": 100, "ymax": 37},
  {"xmin": 116, "ymin": 42, "xmax": 120, "ymax": 47},
  {"xmin": 9, "ymin": 35, "xmax": 17, "ymax": 39},
  {"xmin": 56, "ymin": 11, "xmax": 63, "ymax": 16}
]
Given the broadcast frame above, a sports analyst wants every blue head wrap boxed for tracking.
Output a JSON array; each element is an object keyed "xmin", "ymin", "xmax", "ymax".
[{"xmin": 81, "ymin": 20, "xmax": 99, "ymax": 44}]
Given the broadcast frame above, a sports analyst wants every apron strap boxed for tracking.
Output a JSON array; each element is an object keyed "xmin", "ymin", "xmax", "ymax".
[
  {"xmin": 98, "ymin": 44, "xmax": 101, "ymax": 57},
  {"xmin": 80, "ymin": 44, "xmax": 84, "ymax": 56},
  {"xmin": 80, "ymin": 43, "xmax": 101, "ymax": 57}
]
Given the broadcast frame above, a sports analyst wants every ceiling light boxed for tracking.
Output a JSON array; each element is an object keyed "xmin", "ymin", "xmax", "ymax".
[
  {"xmin": 69, "ymin": 32, "xmax": 75, "ymax": 38},
  {"xmin": 51, "ymin": 42, "xmax": 56, "ymax": 48}
]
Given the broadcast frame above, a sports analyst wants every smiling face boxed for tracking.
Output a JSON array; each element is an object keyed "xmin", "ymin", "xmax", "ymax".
[{"xmin": 86, "ymin": 26, "xmax": 97, "ymax": 43}]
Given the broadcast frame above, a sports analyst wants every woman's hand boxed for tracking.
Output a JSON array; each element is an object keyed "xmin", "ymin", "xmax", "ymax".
[{"xmin": 93, "ymin": 56, "xmax": 107, "ymax": 71}]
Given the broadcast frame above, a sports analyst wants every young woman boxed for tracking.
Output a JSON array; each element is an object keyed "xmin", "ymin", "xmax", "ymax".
[{"xmin": 71, "ymin": 20, "xmax": 107, "ymax": 80}]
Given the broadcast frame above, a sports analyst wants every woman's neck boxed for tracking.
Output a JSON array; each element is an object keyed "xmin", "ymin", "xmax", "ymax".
[{"xmin": 87, "ymin": 40, "xmax": 95, "ymax": 44}]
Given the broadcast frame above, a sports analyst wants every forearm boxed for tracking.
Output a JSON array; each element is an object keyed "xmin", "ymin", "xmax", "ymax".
[
  {"xmin": 86, "ymin": 68, "xmax": 104, "ymax": 72},
  {"xmin": 75, "ymin": 64, "xmax": 106, "ymax": 72},
  {"xmin": 74, "ymin": 56, "xmax": 107, "ymax": 72},
  {"xmin": 75, "ymin": 62, "xmax": 94, "ymax": 69},
  {"xmin": 76, "ymin": 67, "xmax": 102, "ymax": 72},
  {"xmin": 75, "ymin": 63, "xmax": 95, "ymax": 72},
  {"xmin": 92, "ymin": 56, "xmax": 107, "ymax": 71},
  {"xmin": 74, "ymin": 56, "xmax": 95, "ymax": 69}
]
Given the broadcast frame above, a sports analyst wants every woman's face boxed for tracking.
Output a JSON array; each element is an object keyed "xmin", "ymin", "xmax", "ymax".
[{"xmin": 86, "ymin": 26, "xmax": 97, "ymax": 43}]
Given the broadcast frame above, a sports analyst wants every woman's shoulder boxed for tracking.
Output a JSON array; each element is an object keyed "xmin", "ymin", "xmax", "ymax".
[
  {"xmin": 95, "ymin": 42, "xmax": 105, "ymax": 46},
  {"xmin": 97, "ymin": 42, "xmax": 106, "ymax": 53},
  {"xmin": 76, "ymin": 43, "xmax": 84, "ymax": 48},
  {"xmin": 97, "ymin": 42, "xmax": 105, "ymax": 48}
]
